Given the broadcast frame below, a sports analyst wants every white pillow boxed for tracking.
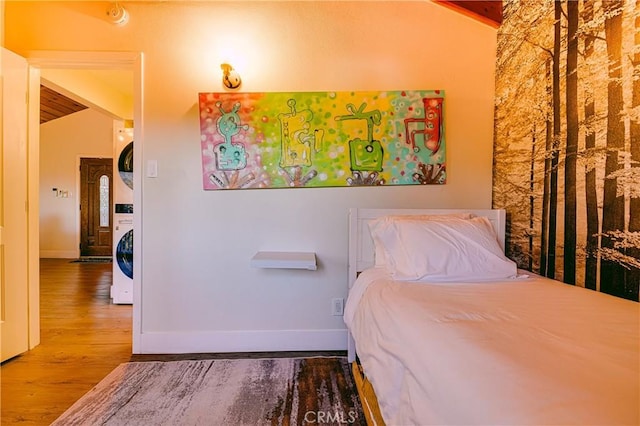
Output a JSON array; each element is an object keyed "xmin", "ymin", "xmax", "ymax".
[
  {"xmin": 368, "ymin": 213, "xmax": 475, "ymax": 267},
  {"xmin": 375, "ymin": 216, "xmax": 517, "ymax": 282}
]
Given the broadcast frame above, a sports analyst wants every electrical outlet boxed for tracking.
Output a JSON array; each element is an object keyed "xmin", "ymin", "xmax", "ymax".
[{"xmin": 331, "ymin": 298, "xmax": 344, "ymax": 316}]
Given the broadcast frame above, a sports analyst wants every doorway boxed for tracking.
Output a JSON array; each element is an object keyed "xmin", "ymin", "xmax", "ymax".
[
  {"xmin": 28, "ymin": 51, "xmax": 143, "ymax": 353},
  {"xmin": 79, "ymin": 157, "xmax": 113, "ymax": 257}
]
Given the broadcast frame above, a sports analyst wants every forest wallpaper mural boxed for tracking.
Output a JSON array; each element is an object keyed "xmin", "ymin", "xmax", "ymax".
[
  {"xmin": 198, "ymin": 91, "xmax": 446, "ymax": 190},
  {"xmin": 493, "ymin": 0, "xmax": 639, "ymax": 301}
]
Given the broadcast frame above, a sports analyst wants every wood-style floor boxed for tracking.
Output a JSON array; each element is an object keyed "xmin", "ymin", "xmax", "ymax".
[
  {"xmin": 1, "ymin": 258, "xmax": 133, "ymax": 425},
  {"xmin": 1, "ymin": 259, "xmax": 348, "ymax": 425}
]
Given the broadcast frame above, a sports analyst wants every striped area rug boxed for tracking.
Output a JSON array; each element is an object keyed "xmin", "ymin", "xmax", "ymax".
[{"xmin": 52, "ymin": 357, "xmax": 365, "ymax": 425}]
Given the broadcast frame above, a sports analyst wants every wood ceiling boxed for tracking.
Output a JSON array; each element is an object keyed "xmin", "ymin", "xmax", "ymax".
[
  {"xmin": 436, "ymin": 1, "xmax": 503, "ymax": 28},
  {"xmin": 40, "ymin": 85, "xmax": 88, "ymax": 124}
]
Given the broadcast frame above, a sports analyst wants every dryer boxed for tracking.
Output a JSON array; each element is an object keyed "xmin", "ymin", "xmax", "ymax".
[{"xmin": 115, "ymin": 128, "xmax": 133, "ymax": 203}]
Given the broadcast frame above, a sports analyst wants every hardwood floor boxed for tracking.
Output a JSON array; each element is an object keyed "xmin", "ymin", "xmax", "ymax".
[
  {"xmin": 1, "ymin": 258, "xmax": 133, "ymax": 425},
  {"xmin": 0, "ymin": 259, "xmax": 349, "ymax": 425}
]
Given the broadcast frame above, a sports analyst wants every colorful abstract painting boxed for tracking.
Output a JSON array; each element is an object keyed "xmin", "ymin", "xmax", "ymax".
[{"xmin": 198, "ymin": 90, "xmax": 445, "ymax": 190}]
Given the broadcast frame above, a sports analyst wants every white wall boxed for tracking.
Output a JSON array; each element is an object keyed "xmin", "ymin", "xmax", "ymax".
[
  {"xmin": 39, "ymin": 108, "xmax": 114, "ymax": 258},
  {"xmin": 7, "ymin": 1, "xmax": 498, "ymax": 353}
]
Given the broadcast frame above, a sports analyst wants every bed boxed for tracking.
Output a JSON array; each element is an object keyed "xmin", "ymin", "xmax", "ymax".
[{"xmin": 344, "ymin": 208, "xmax": 639, "ymax": 426}]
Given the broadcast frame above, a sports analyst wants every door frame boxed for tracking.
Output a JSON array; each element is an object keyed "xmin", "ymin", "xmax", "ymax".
[{"xmin": 26, "ymin": 51, "xmax": 144, "ymax": 353}]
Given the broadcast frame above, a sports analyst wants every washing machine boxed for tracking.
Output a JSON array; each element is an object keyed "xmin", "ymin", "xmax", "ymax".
[
  {"xmin": 112, "ymin": 125, "xmax": 134, "ymax": 304},
  {"xmin": 112, "ymin": 207, "xmax": 133, "ymax": 304}
]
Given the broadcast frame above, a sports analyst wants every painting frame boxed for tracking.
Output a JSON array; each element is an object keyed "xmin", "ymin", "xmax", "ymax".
[{"xmin": 198, "ymin": 90, "xmax": 445, "ymax": 190}]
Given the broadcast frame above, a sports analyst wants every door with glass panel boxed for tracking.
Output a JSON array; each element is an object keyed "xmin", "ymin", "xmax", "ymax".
[{"xmin": 80, "ymin": 157, "xmax": 113, "ymax": 257}]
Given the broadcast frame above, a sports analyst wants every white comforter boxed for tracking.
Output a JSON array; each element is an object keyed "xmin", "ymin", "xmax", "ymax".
[{"xmin": 344, "ymin": 268, "xmax": 640, "ymax": 425}]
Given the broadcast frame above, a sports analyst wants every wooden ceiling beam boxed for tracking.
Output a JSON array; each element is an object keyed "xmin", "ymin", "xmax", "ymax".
[
  {"xmin": 40, "ymin": 84, "xmax": 88, "ymax": 124},
  {"xmin": 434, "ymin": 1, "xmax": 503, "ymax": 28}
]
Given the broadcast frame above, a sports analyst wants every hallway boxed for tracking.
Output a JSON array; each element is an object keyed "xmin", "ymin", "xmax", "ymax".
[{"xmin": 1, "ymin": 259, "xmax": 132, "ymax": 425}]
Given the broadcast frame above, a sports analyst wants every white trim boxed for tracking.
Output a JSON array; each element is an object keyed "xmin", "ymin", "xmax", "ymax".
[
  {"xmin": 138, "ymin": 329, "xmax": 348, "ymax": 354},
  {"xmin": 26, "ymin": 51, "xmax": 140, "ymax": 69},
  {"xmin": 28, "ymin": 65, "xmax": 42, "ymax": 349},
  {"xmin": 131, "ymin": 53, "xmax": 144, "ymax": 353},
  {"xmin": 39, "ymin": 250, "xmax": 77, "ymax": 259}
]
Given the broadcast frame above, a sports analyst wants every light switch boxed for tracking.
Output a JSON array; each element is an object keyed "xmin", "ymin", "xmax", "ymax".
[{"xmin": 147, "ymin": 160, "xmax": 158, "ymax": 178}]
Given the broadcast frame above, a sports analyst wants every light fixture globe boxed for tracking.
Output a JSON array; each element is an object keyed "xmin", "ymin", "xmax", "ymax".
[{"xmin": 221, "ymin": 63, "xmax": 242, "ymax": 90}]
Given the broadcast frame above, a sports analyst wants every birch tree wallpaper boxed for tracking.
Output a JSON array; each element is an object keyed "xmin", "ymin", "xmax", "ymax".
[{"xmin": 493, "ymin": 0, "xmax": 639, "ymax": 301}]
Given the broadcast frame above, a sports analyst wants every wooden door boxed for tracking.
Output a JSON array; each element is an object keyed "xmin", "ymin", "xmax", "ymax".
[
  {"xmin": 80, "ymin": 158, "xmax": 113, "ymax": 257},
  {"xmin": 1, "ymin": 48, "xmax": 30, "ymax": 362}
]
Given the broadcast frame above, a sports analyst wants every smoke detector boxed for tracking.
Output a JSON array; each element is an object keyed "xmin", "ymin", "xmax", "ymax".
[{"xmin": 106, "ymin": 2, "xmax": 129, "ymax": 26}]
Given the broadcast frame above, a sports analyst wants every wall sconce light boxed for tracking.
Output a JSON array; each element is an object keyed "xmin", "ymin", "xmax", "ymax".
[
  {"xmin": 107, "ymin": 2, "xmax": 129, "ymax": 26},
  {"xmin": 221, "ymin": 63, "xmax": 242, "ymax": 90}
]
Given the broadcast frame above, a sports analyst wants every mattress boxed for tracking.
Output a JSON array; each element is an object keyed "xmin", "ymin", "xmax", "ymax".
[{"xmin": 344, "ymin": 268, "xmax": 640, "ymax": 425}]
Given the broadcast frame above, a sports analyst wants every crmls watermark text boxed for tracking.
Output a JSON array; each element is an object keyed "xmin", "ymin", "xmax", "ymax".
[{"xmin": 304, "ymin": 410, "xmax": 358, "ymax": 424}]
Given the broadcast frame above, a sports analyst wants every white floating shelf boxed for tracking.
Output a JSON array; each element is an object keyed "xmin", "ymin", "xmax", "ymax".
[{"xmin": 251, "ymin": 251, "xmax": 317, "ymax": 270}]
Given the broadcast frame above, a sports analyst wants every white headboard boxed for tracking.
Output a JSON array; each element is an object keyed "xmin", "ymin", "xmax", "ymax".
[{"xmin": 347, "ymin": 208, "xmax": 506, "ymax": 288}]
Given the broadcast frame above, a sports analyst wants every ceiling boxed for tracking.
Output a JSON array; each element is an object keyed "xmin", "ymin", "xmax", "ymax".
[
  {"xmin": 437, "ymin": 1, "xmax": 503, "ymax": 27},
  {"xmin": 38, "ymin": 0, "xmax": 501, "ymax": 124},
  {"xmin": 40, "ymin": 68, "xmax": 135, "ymax": 124},
  {"xmin": 40, "ymin": 85, "xmax": 88, "ymax": 124}
]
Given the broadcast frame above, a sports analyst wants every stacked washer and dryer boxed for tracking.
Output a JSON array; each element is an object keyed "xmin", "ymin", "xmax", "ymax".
[{"xmin": 112, "ymin": 125, "xmax": 134, "ymax": 304}]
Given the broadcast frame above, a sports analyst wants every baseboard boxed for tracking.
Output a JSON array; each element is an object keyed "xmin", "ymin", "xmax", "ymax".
[
  {"xmin": 136, "ymin": 329, "xmax": 348, "ymax": 354},
  {"xmin": 40, "ymin": 250, "xmax": 77, "ymax": 258}
]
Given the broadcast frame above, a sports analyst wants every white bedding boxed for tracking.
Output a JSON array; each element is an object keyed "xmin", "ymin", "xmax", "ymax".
[{"xmin": 344, "ymin": 268, "xmax": 640, "ymax": 425}]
